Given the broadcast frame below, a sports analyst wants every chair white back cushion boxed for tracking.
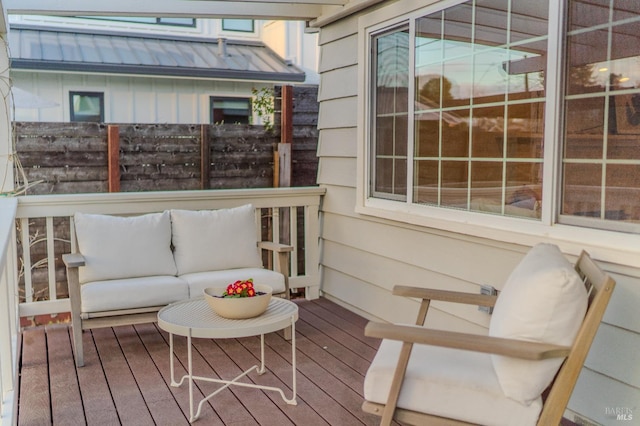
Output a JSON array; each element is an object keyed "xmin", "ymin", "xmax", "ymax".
[
  {"xmin": 489, "ymin": 243, "xmax": 587, "ymax": 405},
  {"xmin": 170, "ymin": 204, "xmax": 262, "ymax": 275},
  {"xmin": 75, "ymin": 211, "xmax": 177, "ymax": 284}
]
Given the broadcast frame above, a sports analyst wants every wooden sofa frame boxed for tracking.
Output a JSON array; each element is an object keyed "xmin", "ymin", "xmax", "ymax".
[{"xmin": 63, "ymin": 240, "xmax": 292, "ymax": 367}]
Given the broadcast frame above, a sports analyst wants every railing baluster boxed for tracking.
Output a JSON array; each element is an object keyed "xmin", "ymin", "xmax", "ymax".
[
  {"xmin": 46, "ymin": 217, "xmax": 56, "ymax": 302},
  {"xmin": 20, "ymin": 217, "xmax": 33, "ymax": 303},
  {"xmin": 290, "ymin": 206, "xmax": 298, "ymax": 277}
]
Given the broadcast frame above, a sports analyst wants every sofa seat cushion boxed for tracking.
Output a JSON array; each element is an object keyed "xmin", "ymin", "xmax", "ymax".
[
  {"xmin": 181, "ymin": 268, "xmax": 286, "ymax": 299},
  {"xmin": 81, "ymin": 276, "xmax": 189, "ymax": 313},
  {"xmin": 364, "ymin": 338, "xmax": 542, "ymax": 426},
  {"xmin": 170, "ymin": 205, "xmax": 263, "ymax": 275},
  {"xmin": 75, "ymin": 211, "xmax": 177, "ymax": 284},
  {"xmin": 489, "ymin": 243, "xmax": 587, "ymax": 404}
]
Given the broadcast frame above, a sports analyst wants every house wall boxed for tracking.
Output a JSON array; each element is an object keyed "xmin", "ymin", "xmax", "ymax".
[
  {"xmin": 315, "ymin": 2, "xmax": 640, "ymax": 424},
  {"xmin": 262, "ymin": 20, "xmax": 320, "ymax": 85},
  {"xmin": 11, "ymin": 71, "xmax": 268, "ymax": 124}
]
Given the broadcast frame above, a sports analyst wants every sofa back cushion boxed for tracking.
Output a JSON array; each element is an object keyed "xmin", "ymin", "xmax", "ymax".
[
  {"xmin": 170, "ymin": 204, "xmax": 263, "ymax": 275},
  {"xmin": 75, "ymin": 211, "xmax": 177, "ymax": 284},
  {"xmin": 489, "ymin": 243, "xmax": 587, "ymax": 405}
]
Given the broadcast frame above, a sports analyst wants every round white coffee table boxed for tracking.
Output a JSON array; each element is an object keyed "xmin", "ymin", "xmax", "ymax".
[{"xmin": 158, "ymin": 297, "xmax": 299, "ymax": 422}]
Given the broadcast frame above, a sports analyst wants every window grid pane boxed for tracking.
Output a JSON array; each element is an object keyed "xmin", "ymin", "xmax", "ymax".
[
  {"xmin": 411, "ymin": 0, "xmax": 546, "ymax": 219},
  {"xmin": 562, "ymin": 0, "xmax": 640, "ymax": 224},
  {"xmin": 371, "ymin": 27, "xmax": 409, "ymax": 200}
]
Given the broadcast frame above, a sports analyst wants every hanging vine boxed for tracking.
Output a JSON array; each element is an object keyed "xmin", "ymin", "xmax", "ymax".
[{"xmin": 252, "ymin": 87, "xmax": 275, "ymax": 132}]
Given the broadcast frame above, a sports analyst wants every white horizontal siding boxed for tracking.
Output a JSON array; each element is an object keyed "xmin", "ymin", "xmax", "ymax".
[
  {"xmin": 317, "ymin": 157, "xmax": 357, "ymax": 187},
  {"xmin": 602, "ymin": 271, "xmax": 640, "ymax": 333},
  {"xmin": 318, "ymin": 34, "xmax": 358, "ymax": 73},
  {"xmin": 317, "ymin": 128, "xmax": 358, "ymax": 158},
  {"xmin": 318, "ymin": 65, "xmax": 357, "ymax": 101},
  {"xmin": 585, "ymin": 323, "xmax": 640, "ymax": 389},
  {"xmin": 317, "ymin": 96, "xmax": 358, "ymax": 130},
  {"xmin": 315, "ymin": 1, "xmax": 640, "ymax": 423},
  {"xmin": 567, "ymin": 368, "xmax": 640, "ymax": 425}
]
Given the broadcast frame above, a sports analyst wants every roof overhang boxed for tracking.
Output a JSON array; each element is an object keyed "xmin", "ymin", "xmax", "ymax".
[
  {"xmin": 3, "ymin": 0, "xmax": 343, "ymax": 22},
  {"xmin": 2, "ymin": 0, "xmax": 387, "ymax": 29}
]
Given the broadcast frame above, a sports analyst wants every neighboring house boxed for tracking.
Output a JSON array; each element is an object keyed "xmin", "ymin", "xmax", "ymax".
[
  {"xmin": 8, "ymin": 14, "xmax": 318, "ymax": 124},
  {"xmin": 0, "ymin": 1, "xmax": 638, "ymax": 425}
]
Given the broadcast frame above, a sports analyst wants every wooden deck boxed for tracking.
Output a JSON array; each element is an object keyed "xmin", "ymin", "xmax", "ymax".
[{"xmin": 17, "ymin": 298, "xmax": 386, "ymax": 426}]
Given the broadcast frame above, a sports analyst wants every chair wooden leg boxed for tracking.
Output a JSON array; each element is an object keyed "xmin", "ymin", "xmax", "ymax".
[
  {"xmin": 72, "ymin": 320, "xmax": 84, "ymax": 367},
  {"xmin": 380, "ymin": 341, "xmax": 414, "ymax": 426}
]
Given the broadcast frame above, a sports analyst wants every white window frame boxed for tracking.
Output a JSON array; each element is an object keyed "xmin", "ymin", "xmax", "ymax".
[{"xmin": 355, "ymin": 0, "xmax": 640, "ymax": 266}]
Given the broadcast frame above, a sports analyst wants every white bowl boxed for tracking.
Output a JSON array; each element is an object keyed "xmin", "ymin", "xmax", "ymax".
[{"xmin": 203, "ymin": 284, "xmax": 272, "ymax": 319}]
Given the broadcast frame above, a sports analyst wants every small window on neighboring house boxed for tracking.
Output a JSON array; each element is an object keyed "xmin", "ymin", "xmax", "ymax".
[
  {"xmin": 222, "ymin": 19, "xmax": 255, "ymax": 33},
  {"xmin": 70, "ymin": 91, "xmax": 104, "ymax": 122},
  {"xmin": 210, "ymin": 97, "xmax": 252, "ymax": 124}
]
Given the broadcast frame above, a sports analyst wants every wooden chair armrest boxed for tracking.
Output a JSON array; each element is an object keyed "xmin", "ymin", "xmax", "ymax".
[
  {"xmin": 258, "ymin": 241, "xmax": 294, "ymax": 253},
  {"xmin": 63, "ymin": 253, "xmax": 86, "ymax": 268},
  {"xmin": 393, "ymin": 285, "xmax": 497, "ymax": 307},
  {"xmin": 364, "ymin": 322, "xmax": 571, "ymax": 361}
]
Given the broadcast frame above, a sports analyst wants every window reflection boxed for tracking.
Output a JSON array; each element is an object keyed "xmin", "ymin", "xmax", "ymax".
[
  {"xmin": 372, "ymin": 27, "xmax": 410, "ymax": 200},
  {"xmin": 412, "ymin": 0, "xmax": 546, "ymax": 218},
  {"xmin": 563, "ymin": 0, "xmax": 640, "ymax": 223}
]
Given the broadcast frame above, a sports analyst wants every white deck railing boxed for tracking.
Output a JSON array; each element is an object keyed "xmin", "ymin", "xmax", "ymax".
[{"xmin": 0, "ymin": 187, "xmax": 325, "ymax": 425}]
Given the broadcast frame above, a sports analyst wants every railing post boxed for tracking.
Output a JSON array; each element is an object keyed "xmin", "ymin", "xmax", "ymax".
[
  {"xmin": 304, "ymin": 204, "xmax": 321, "ymax": 300},
  {"xmin": 0, "ymin": 198, "xmax": 18, "ymax": 426}
]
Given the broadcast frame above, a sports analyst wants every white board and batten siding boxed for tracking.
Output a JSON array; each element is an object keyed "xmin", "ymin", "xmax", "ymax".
[
  {"xmin": 11, "ymin": 72, "xmax": 268, "ymax": 124},
  {"xmin": 315, "ymin": 2, "xmax": 640, "ymax": 425}
]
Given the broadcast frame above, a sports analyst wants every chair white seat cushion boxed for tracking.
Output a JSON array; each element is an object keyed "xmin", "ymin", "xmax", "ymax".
[
  {"xmin": 74, "ymin": 211, "xmax": 177, "ymax": 284},
  {"xmin": 181, "ymin": 267, "xmax": 286, "ymax": 298},
  {"xmin": 170, "ymin": 205, "xmax": 263, "ymax": 276},
  {"xmin": 81, "ymin": 276, "xmax": 189, "ymax": 313},
  {"xmin": 489, "ymin": 243, "xmax": 587, "ymax": 404},
  {"xmin": 364, "ymin": 338, "xmax": 542, "ymax": 426}
]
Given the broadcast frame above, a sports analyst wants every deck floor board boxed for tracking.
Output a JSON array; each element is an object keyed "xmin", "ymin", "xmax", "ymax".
[{"xmin": 18, "ymin": 298, "xmax": 385, "ymax": 426}]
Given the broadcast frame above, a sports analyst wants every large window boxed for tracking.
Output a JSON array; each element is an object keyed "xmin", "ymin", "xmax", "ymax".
[
  {"xmin": 368, "ymin": 0, "xmax": 640, "ymax": 232},
  {"xmin": 70, "ymin": 91, "xmax": 104, "ymax": 122}
]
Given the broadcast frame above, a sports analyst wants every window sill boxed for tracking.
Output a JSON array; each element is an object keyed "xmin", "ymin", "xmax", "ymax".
[{"xmin": 356, "ymin": 197, "xmax": 640, "ymax": 269}]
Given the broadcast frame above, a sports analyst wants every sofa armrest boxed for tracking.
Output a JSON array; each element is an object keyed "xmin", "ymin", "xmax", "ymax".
[
  {"xmin": 257, "ymin": 241, "xmax": 294, "ymax": 253},
  {"xmin": 63, "ymin": 252, "xmax": 85, "ymax": 365},
  {"xmin": 257, "ymin": 241, "xmax": 292, "ymax": 299},
  {"xmin": 63, "ymin": 253, "xmax": 86, "ymax": 268}
]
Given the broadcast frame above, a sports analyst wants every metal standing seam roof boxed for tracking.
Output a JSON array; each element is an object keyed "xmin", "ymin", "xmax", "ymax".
[{"xmin": 8, "ymin": 25, "xmax": 306, "ymax": 82}]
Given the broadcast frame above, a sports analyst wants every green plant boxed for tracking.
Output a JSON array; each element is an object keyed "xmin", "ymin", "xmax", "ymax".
[{"xmin": 252, "ymin": 87, "xmax": 275, "ymax": 132}]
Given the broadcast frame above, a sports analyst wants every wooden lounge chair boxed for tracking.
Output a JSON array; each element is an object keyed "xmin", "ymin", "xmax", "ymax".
[{"xmin": 362, "ymin": 244, "xmax": 616, "ymax": 426}]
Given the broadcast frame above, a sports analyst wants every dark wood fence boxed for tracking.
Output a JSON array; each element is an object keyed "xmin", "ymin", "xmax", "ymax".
[{"xmin": 15, "ymin": 85, "xmax": 319, "ymax": 195}]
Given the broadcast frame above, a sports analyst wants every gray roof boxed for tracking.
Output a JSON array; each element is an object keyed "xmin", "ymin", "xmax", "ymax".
[{"xmin": 9, "ymin": 25, "xmax": 306, "ymax": 82}]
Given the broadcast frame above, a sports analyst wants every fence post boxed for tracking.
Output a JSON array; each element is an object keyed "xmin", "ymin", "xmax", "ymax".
[
  {"xmin": 278, "ymin": 85, "xmax": 294, "ymax": 188},
  {"xmin": 200, "ymin": 125, "xmax": 211, "ymax": 190},
  {"xmin": 107, "ymin": 125, "xmax": 120, "ymax": 193}
]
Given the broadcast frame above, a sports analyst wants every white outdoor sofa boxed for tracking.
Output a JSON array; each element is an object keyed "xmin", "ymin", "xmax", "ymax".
[{"xmin": 62, "ymin": 204, "xmax": 292, "ymax": 367}]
